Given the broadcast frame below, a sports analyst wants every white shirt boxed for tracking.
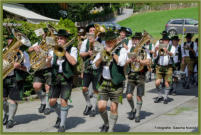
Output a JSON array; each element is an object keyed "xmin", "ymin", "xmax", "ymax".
[
  {"xmin": 7, "ymin": 51, "xmax": 31, "ymax": 76},
  {"xmin": 52, "ymin": 47, "xmax": 78, "ymax": 73},
  {"xmin": 181, "ymin": 41, "xmax": 197, "ymax": 57},
  {"xmin": 127, "ymin": 39, "xmax": 133, "ymax": 52},
  {"xmin": 79, "ymin": 39, "xmax": 88, "ymax": 53},
  {"xmin": 173, "ymin": 45, "xmax": 180, "ymax": 63},
  {"xmin": 92, "ymin": 47, "xmax": 127, "ymax": 80},
  {"xmin": 155, "ymin": 44, "xmax": 176, "ymax": 66},
  {"xmin": 144, "ymin": 43, "xmax": 155, "ymax": 52}
]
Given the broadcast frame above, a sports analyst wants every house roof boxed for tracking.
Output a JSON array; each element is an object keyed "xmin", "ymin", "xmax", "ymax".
[{"xmin": 3, "ymin": 3, "xmax": 59, "ymax": 24}]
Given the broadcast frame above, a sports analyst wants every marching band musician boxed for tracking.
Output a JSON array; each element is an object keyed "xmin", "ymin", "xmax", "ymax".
[
  {"xmin": 92, "ymin": 29, "xmax": 127, "ymax": 132},
  {"xmin": 48, "ymin": 29, "xmax": 78, "ymax": 132},
  {"xmin": 28, "ymin": 28, "xmax": 53, "ymax": 115},
  {"xmin": 3, "ymin": 33, "xmax": 31, "ymax": 128},
  {"xmin": 153, "ymin": 34, "xmax": 176, "ymax": 104},
  {"xmin": 169, "ymin": 35, "xmax": 181, "ymax": 95},
  {"xmin": 180, "ymin": 33, "xmax": 197, "ymax": 89},
  {"xmin": 118, "ymin": 27, "xmax": 132, "ymax": 50},
  {"xmin": 143, "ymin": 39, "xmax": 155, "ymax": 81},
  {"xmin": 125, "ymin": 32, "xmax": 151, "ymax": 122},
  {"xmin": 194, "ymin": 38, "xmax": 198, "ymax": 86},
  {"xmin": 79, "ymin": 24, "xmax": 102, "ymax": 117}
]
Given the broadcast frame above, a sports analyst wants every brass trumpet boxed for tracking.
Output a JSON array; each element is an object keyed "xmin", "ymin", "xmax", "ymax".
[{"xmin": 158, "ymin": 43, "xmax": 168, "ymax": 56}]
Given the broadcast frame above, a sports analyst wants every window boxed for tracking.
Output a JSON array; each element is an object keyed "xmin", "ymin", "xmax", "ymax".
[
  {"xmin": 185, "ymin": 19, "xmax": 198, "ymax": 25},
  {"xmin": 171, "ymin": 20, "xmax": 184, "ymax": 25}
]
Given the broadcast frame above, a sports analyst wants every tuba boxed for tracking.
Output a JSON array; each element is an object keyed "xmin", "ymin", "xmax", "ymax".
[
  {"xmin": 128, "ymin": 31, "xmax": 151, "ymax": 72},
  {"xmin": 3, "ymin": 29, "xmax": 31, "ymax": 79},
  {"xmin": 29, "ymin": 25, "xmax": 57, "ymax": 72}
]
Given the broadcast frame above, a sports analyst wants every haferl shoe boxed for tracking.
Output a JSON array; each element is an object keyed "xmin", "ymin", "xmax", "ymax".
[
  {"xmin": 128, "ymin": 110, "xmax": 136, "ymax": 120},
  {"xmin": 135, "ymin": 116, "xmax": 140, "ymax": 123},
  {"xmin": 163, "ymin": 98, "xmax": 168, "ymax": 104},
  {"xmin": 44, "ymin": 108, "xmax": 51, "ymax": 115},
  {"xmin": 100, "ymin": 124, "xmax": 109, "ymax": 132},
  {"xmin": 89, "ymin": 109, "xmax": 96, "ymax": 117},
  {"xmin": 58, "ymin": 126, "xmax": 65, "ymax": 132},
  {"xmin": 6, "ymin": 120, "xmax": 15, "ymax": 129},
  {"xmin": 83, "ymin": 105, "xmax": 92, "ymax": 115},
  {"xmin": 54, "ymin": 117, "xmax": 61, "ymax": 129},
  {"xmin": 3, "ymin": 114, "xmax": 8, "ymax": 125},
  {"xmin": 38, "ymin": 104, "xmax": 46, "ymax": 113},
  {"xmin": 154, "ymin": 97, "xmax": 164, "ymax": 103}
]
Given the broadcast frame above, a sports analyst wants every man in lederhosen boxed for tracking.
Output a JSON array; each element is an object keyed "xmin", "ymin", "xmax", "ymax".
[
  {"xmin": 118, "ymin": 27, "xmax": 132, "ymax": 92},
  {"xmin": 181, "ymin": 33, "xmax": 197, "ymax": 89},
  {"xmin": 92, "ymin": 29, "xmax": 127, "ymax": 132},
  {"xmin": 79, "ymin": 24, "xmax": 102, "ymax": 117},
  {"xmin": 125, "ymin": 32, "xmax": 151, "ymax": 122},
  {"xmin": 28, "ymin": 28, "xmax": 53, "ymax": 115},
  {"xmin": 143, "ymin": 39, "xmax": 155, "ymax": 81},
  {"xmin": 193, "ymin": 38, "xmax": 198, "ymax": 86},
  {"xmin": 49, "ymin": 29, "xmax": 78, "ymax": 132},
  {"xmin": 153, "ymin": 34, "xmax": 176, "ymax": 104},
  {"xmin": 169, "ymin": 35, "xmax": 181, "ymax": 95},
  {"xmin": 3, "ymin": 34, "xmax": 31, "ymax": 128}
]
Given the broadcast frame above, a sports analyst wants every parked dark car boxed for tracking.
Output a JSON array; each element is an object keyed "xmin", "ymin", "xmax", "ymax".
[
  {"xmin": 95, "ymin": 21, "xmax": 121, "ymax": 30},
  {"xmin": 165, "ymin": 18, "xmax": 198, "ymax": 37}
]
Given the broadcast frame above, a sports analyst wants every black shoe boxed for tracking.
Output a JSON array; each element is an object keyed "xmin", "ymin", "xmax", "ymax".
[
  {"xmin": 135, "ymin": 116, "xmax": 140, "ymax": 123},
  {"xmin": 89, "ymin": 94, "xmax": 93, "ymax": 98},
  {"xmin": 38, "ymin": 104, "xmax": 46, "ymax": 113},
  {"xmin": 54, "ymin": 117, "xmax": 61, "ymax": 129},
  {"xmin": 83, "ymin": 105, "xmax": 92, "ymax": 115},
  {"xmin": 100, "ymin": 124, "xmax": 109, "ymax": 132},
  {"xmin": 3, "ymin": 114, "xmax": 8, "ymax": 125},
  {"xmin": 89, "ymin": 109, "xmax": 96, "ymax": 117},
  {"xmin": 163, "ymin": 98, "xmax": 168, "ymax": 104},
  {"xmin": 128, "ymin": 110, "xmax": 136, "ymax": 120},
  {"xmin": 58, "ymin": 126, "xmax": 65, "ymax": 132},
  {"xmin": 6, "ymin": 120, "xmax": 15, "ymax": 129},
  {"xmin": 154, "ymin": 97, "xmax": 164, "ymax": 103},
  {"xmin": 44, "ymin": 108, "xmax": 51, "ymax": 115}
]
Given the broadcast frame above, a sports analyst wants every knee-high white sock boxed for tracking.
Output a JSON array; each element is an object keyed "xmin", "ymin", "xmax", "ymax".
[
  {"xmin": 108, "ymin": 113, "xmax": 118, "ymax": 132},
  {"xmin": 60, "ymin": 106, "xmax": 69, "ymax": 127},
  {"xmin": 82, "ymin": 91, "xmax": 91, "ymax": 107},
  {"xmin": 8, "ymin": 103, "xmax": 18, "ymax": 121},
  {"xmin": 136, "ymin": 101, "xmax": 142, "ymax": 117}
]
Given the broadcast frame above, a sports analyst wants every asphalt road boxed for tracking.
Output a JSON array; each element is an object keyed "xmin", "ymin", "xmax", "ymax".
[{"xmin": 3, "ymin": 77, "xmax": 198, "ymax": 133}]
